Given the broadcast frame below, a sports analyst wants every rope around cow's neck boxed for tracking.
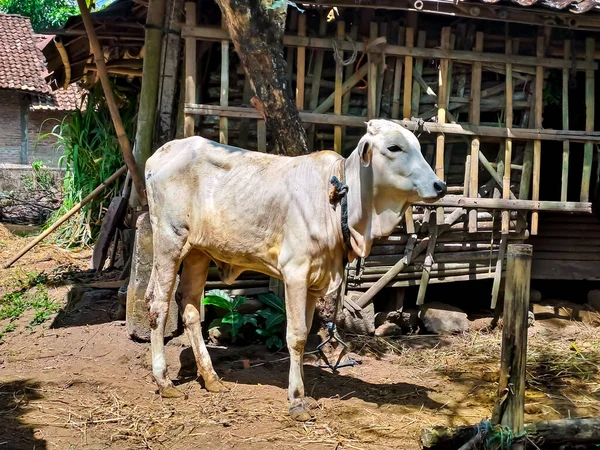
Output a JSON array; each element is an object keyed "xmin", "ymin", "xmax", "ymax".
[{"xmin": 329, "ymin": 158, "xmax": 351, "ymax": 252}]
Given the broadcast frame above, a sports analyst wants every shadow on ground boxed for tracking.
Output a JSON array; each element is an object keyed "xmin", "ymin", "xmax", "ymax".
[{"xmin": 0, "ymin": 379, "xmax": 46, "ymax": 449}]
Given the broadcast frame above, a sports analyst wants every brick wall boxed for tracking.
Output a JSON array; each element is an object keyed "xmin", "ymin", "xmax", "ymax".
[
  {"xmin": 0, "ymin": 90, "xmax": 70, "ymax": 167},
  {"xmin": 0, "ymin": 90, "xmax": 23, "ymax": 164}
]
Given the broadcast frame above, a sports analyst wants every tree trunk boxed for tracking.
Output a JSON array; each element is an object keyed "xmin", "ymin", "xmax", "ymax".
[{"xmin": 215, "ymin": 0, "xmax": 308, "ymax": 156}]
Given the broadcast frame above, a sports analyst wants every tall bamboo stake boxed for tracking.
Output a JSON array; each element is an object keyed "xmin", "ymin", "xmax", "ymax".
[
  {"xmin": 76, "ymin": 0, "xmax": 146, "ymax": 203},
  {"xmin": 184, "ymin": 1, "xmax": 197, "ymax": 138}
]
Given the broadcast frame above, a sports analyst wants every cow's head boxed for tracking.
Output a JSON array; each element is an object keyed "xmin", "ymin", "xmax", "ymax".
[
  {"xmin": 356, "ymin": 119, "xmax": 446, "ymax": 202},
  {"xmin": 347, "ymin": 120, "xmax": 446, "ymax": 258}
]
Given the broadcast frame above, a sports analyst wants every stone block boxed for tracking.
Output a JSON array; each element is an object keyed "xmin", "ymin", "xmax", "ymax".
[
  {"xmin": 126, "ymin": 212, "xmax": 179, "ymax": 341},
  {"xmin": 418, "ymin": 302, "xmax": 468, "ymax": 335}
]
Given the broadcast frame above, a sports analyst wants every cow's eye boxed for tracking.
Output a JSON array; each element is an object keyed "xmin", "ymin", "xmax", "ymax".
[{"xmin": 388, "ymin": 145, "xmax": 403, "ymax": 152}]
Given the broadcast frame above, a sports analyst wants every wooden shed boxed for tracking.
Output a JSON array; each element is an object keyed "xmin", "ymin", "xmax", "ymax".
[{"xmin": 41, "ymin": 0, "xmax": 600, "ymax": 307}]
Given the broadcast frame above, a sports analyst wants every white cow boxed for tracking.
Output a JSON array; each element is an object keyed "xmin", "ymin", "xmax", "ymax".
[{"xmin": 144, "ymin": 119, "xmax": 446, "ymax": 421}]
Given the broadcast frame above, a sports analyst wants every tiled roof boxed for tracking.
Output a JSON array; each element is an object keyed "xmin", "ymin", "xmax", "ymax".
[
  {"xmin": 478, "ymin": 0, "xmax": 600, "ymax": 13},
  {"xmin": 30, "ymin": 84, "xmax": 83, "ymax": 111},
  {"xmin": 0, "ymin": 15, "xmax": 49, "ymax": 93}
]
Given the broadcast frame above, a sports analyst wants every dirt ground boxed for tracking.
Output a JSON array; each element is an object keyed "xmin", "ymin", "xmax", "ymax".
[{"xmin": 1, "ymin": 225, "xmax": 600, "ymax": 450}]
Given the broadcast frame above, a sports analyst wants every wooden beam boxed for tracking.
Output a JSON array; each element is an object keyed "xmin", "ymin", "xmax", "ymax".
[
  {"xmin": 185, "ymin": 104, "xmax": 600, "ymax": 143},
  {"xmin": 182, "ymin": 25, "xmax": 598, "ymax": 70},
  {"xmin": 414, "ymin": 196, "xmax": 592, "ymax": 213}
]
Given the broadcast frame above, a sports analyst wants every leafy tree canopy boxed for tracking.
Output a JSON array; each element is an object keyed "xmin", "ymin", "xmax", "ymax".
[{"xmin": 0, "ymin": 0, "xmax": 78, "ymax": 32}]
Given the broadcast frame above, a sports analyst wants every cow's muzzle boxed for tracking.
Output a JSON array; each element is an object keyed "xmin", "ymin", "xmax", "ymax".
[{"xmin": 433, "ymin": 180, "xmax": 447, "ymax": 198}]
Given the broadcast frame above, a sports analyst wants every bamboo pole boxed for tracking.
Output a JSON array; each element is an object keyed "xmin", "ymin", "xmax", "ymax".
[
  {"xmin": 342, "ymin": 25, "xmax": 357, "ymax": 138},
  {"xmin": 468, "ymin": 32, "xmax": 483, "ymax": 233},
  {"xmin": 531, "ymin": 34, "xmax": 544, "ymax": 235},
  {"xmin": 368, "ymin": 22, "xmax": 378, "ymax": 120},
  {"xmin": 436, "ymin": 28, "xmax": 451, "ymax": 226},
  {"xmin": 76, "ymin": 0, "xmax": 145, "ymax": 203},
  {"xmin": 132, "ymin": 0, "xmax": 166, "ymax": 185},
  {"xmin": 219, "ymin": 18, "xmax": 229, "ymax": 145},
  {"xmin": 257, "ymin": 120, "xmax": 266, "ymax": 152},
  {"xmin": 403, "ymin": 28, "xmax": 414, "ymax": 120},
  {"xmin": 376, "ymin": 23, "xmax": 386, "ymax": 117},
  {"xmin": 492, "ymin": 244, "xmax": 532, "ymax": 450},
  {"xmin": 416, "ymin": 213, "xmax": 437, "ymax": 305},
  {"xmin": 561, "ymin": 40, "xmax": 570, "ymax": 202},
  {"xmin": 411, "ymin": 31, "xmax": 426, "ymax": 117},
  {"xmin": 184, "ymin": 1, "xmax": 196, "ymax": 138},
  {"xmin": 296, "ymin": 13, "xmax": 306, "ymax": 109},
  {"xmin": 334, "ymin": 20, "xmax": 344, "ymax": 154},
  {"xmin": 502, "ymin": 38, "xmax": 513, "ymax": 234},
  {"xmin": 307, "ymin": 14, "xmax": 327, "ymax": 152},
  {"xmin": 581, "ymin": 38, "xmax": 595, "ymax": 202},
  {"xmin": 391, "ymin": 27, "xmax": 405, "ymax": 119},
  {"xmin": 4, "ymin": 166, "xmax": 127, "ymax": 269}
]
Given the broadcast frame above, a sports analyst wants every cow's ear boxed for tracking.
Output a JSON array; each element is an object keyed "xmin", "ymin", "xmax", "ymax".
[{"xmin": 359, "ymin": 138, "xmax": 373, "ymax": 167}]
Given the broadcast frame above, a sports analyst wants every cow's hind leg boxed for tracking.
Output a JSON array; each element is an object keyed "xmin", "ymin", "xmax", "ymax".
[
  {"xmin": 147, "ymin": 232, "xmax": 185, "ymax": 398},
  {"xmin": 284, "ymin": 272, "xmax": 314, "ymax": 421},
  {"xmin": 177, "ymin": 251, "xmax": 226, "ymax": 393}
]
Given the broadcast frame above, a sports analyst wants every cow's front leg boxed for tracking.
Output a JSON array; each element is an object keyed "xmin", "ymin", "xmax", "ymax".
[{"xmin": 284, "ymin": 273, "xmax": 313, "ymax": 421}]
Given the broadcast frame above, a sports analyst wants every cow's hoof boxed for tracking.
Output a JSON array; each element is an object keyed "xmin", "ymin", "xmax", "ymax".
[
  {"xmin": 204, "ymin": 378, "xmax": 228, "ymax": 393},
  {"xmin": 289, "ymin": 404, "xmax": 314, "ymax": 422},
  {"xmin": 160, "ymin": 385, "xmax": 186, "ymax": 399}
]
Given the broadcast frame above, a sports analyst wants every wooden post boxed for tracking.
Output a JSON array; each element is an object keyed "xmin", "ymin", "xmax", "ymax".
[
  {"xmin": 76, "ymin": 0, "xmax": 145, "ymax": 203},
  {"xmin": 581, "ymin": 38, "xmax": 595, "ymax": 202},
  {"xmin": 368, "ymin": 22, "xmax": 378, "ymax": 120},
  {"xmin": 342, "ymin": 25, "xmax": 358, "ymax": 139},
  {"xmin": 184, "ymin": 1, "xmax": 197, "ymax": 138},
  {"xmin": 239, "ymin": 76, "xmax": 251, "ymax": 148},
  {"xmin": 376, "ymin": 23, "xmax": 387, "ymax": 117},
  {"xmin": 391, "ymin": 27, "xmax": 405, "ymax": 119},
  {"xmin": 468, "ymin": 33, "xmax": 483, "ymax": 233},
  {"xmin": 296, "ymin": 13, "xmax": 306, "ymax": 109},
  {"xmin": 219, "ymin": 18, "xmax": 229, "ymax": 145},
  {"xmin": 307, "ymin": 14, "xmax": 326, "ymax": 152},
  {"xmin": 257, "ymin": 120, "xmax": 266, "ymax": 152},
  {"xmin": 494, "ymin": 244, "xmax": 532, "ymax": 450},
  {"xmin": 416, "ymin": 213, "xmax": 437, "ymax": 306},
  {"xmin": 132, "ymin": 0, "xmax": 167, "ymax": 179},
  {"xmin": 561, "ymin": 40, "xmax": 570, "ymax": 202},
  {"xmin": 403, "ymin": 28, "xmax": 414, "ymax": 120},
  {"xmin": 531, "ymin": 35, "xmax": 544, "ymax": 235},
  {"xmin": 436, "ymin": 28, "xmax": 451, "ymax": 226},
  {"xmin": 334, "ymin": 21, "xmax": 344, "ymax": 154},
  {"xmin": 502, "ymin": 38, "xmax": 513, "ymax": 234}
]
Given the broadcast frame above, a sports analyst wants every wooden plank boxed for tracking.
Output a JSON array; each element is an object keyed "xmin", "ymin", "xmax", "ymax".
[
  {"xmin": 368, "ymin": 22, "xmax": 378, "ymax": 120},
  {"xmin": 531, "ymin": 34, "xmax": 544, "ymax": 235},
  {"xmin": 183, "ymin": 26, "xmax": 599, "ymax": 71},
  {"xmin": 184, "ymin": 104, "xmax": 600, "ymax": 142},
  {"xmin": 334, "ymin": 20, "xmax": 345, "ymax": 154},
  {"xmin": 391, "ymin": 27, "xmax": 405, "ymax": 119},
  {"xmin": 581, "ymin": 38, "xmax": 595, "ymax": 202},
  {"xmin": 296, "ymin": 13, "xmax": 306, "ymax": 109},
  {"xmin": 411, "ymin": 30, "xmax": 426, "ymax": 117},
  {"xmin": 403, "ymin": 28, "xmax": 414, "ymax": 120},
  {"xmin": 183, "ymin": 1, "xmax": 196, "ymax": 138},
  {"xmin": 561, "ymin": 40, "xmax": 570, "ymax": 202},
  {"xmin": 469, "ymin": 32, "xmax": 484, "ymax": 233},
  {"xmin": 219, "ymin": 18, "xmax": 229, "ymax": 145}
]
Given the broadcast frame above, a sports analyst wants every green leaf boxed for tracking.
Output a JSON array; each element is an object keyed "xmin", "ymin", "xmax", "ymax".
[
  {"xmin": 208, "ymin": 318, "xmax": 223, "ymax": 330},
  {"xmin": 202, "ymin": 291, "xmax": 232, "ymax": 312},
  {"xmin": 222, "ymin": 312, "xmax": 244, "ymax": 338},
  {"xmin": 257, "ymin": 309, "xmax": 285, "ymax": 329},
  {"xmin": 231, "ymin": 295, "xmax": 247, "ymax": 311},
  {"xmin": 243, "ymin": 315, "xmax": 258, "ymax": 327},
  {"xmin": 258, "ymin": 293, "xmax": 285, "ymax": 312},
  {"xmin": 266, "ymin": 335, "xmax": 284, "ymax": 350}
]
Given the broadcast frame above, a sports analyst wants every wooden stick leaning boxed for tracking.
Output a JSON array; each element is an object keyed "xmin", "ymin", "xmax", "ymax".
[
  {"xmin": 4, "ymin": 166, "xmax": 127, "ymax": 269},
  {"xmin": 76, "ymin": 0, "xmax": 145, "ymax": 203}
]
